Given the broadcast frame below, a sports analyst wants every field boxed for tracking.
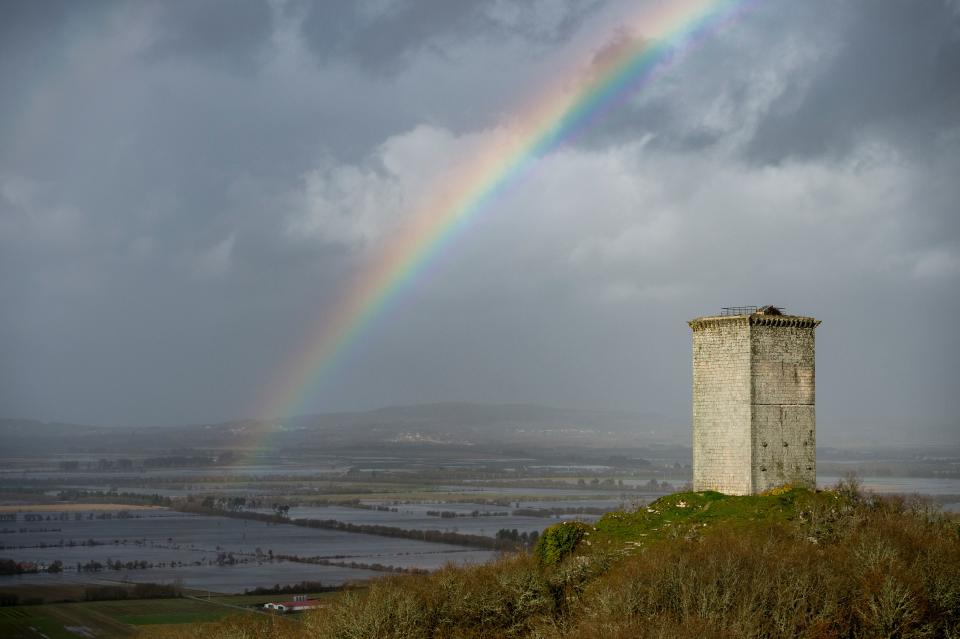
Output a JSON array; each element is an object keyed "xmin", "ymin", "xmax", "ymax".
[
  {"xmin": 0, "ymin": 588, "xmax": 352, "ymax": 638},
  {"xmin": 0, "ymin": 598, "xmax": 236, "ymax": 638},
  {"xmin": 0, "ymin": 507, "xmax": 496, "ymax": 592}
]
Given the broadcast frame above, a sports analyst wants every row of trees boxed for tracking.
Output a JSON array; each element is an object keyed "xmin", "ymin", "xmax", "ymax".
[
  {"xmin": 0, "ymin": 558, "xmax": 61, "ymax": 575},
  {"xmin": 199, "ymin": 496, "xmax": 294, "ymax": 518},
  {"xmin": 494, "ymin": 529, "xmax": 540, "ymax": 548},
  {"xmin": 83, "ymin": 582, "xmax": 181, "ymax": 601},
  {"xmin": 56, "ymin": 489, "xmax": 172, "ymax": 506},
  {"xmin": 426, "ymin": 510, "xmax": 509, "ymax": 519},
  {"xmin": 1, "ymin": 537, "xmax": 101, "ymax": 550},
  {"xmin": 512, "ymin": 505, "xmax": 608, "ymax": 518},
  {"xmin": 180, "ymin": 501, "xmax": 524, "ymax": 551},
  {"xmin": 274, "ymin": 553, "xmax": 428, "ymax": 575},
  {"xmin": 57, "ymin": 453, "xmax": 237, "ymax": 472},
  {"xmin": 244, "ymin": 580, "xmax": 331, "ymax": 596},
  {"xmin": 77, "ymin": 559, "xmax": 148, "ymax": 572}
]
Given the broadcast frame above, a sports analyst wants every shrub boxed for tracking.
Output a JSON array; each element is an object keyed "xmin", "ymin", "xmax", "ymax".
[
  {"xmin": 535, "ymin": 521, "xmax": 592, "ymax": 566},
  {"xmin": 306, "ymin": 556, "xmax": 555, "ymax": 638}
]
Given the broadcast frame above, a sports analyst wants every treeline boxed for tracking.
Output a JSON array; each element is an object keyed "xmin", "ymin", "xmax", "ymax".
[
  {"xmin": 0, "ymin": 558, "xmax": 62, "ymax": 575},
  {"xmin": 76, "ymin": 559, "xmax": 151, "ymax": 572},
  {"xmin": 468, "ymin": 477, "xmax": 682, "ymax": 492},
  {"xmin": 1, "ymin": 527, "xmax": 62, "ymax": 536},
  {"xmin": 495, "ymin": 529, "xmax": 540, "ymax": 547},
  {"xmin": 178, "ymin": 501, "xmax": 522, "ymax": 551},
  {"xmin": 55, "ymin": 489, "xmax": 172, "ymax": 506},
  {"xmin": 0, "ymin": 582, "xmax": 182, "ymax": 607},
  {"xmin": 1, "ymin": 538, "xmax": 102, "ymax": 550},
  {"xmin": 4, "ymin": 552, "xmax": 274, "ymax": 575},
  {"xmin": 21, "ymin": 508, "xmax": 143, "ymax": 521},
  {"xmin": 83, "ymin": 582, "xmax": 181, "ymax": 601},
  {"xmin": 290, "ymin": 517, "xmax": 520, "ymax": 551},
  {"xmin": 426, "ymin": 510, "xmax": 509, "ymax": 518},
  {"xmin": 0, "ymin": 592, "xmax": 24, "ymax": 606},
  {"xmin": 199, "ymin": 496, "xmax": 400, "ymax": 513},
  {"xmin": 57, "ymin": 453, "xmax": 237, "ymax": 472},
  {"xmin": 244, "ymin": 581, "xmax": 335, "ymax": 596},
  {"xmin": 77, "ymin": 552, "xmax": 276, "ymax": 571},
  {"xmin": 274, "ymin": 554, "xmax": 428, "ymax": 575},
  {"xmin": 512, "ymin": 506, "xmax": 608, "ymax": 518}
]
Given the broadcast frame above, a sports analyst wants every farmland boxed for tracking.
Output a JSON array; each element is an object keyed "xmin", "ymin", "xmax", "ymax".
[
  {"xmin": 0, "ymin": 591, "xmax": 346, "ymax": 638},
  {"xmin": 0, "ymin": 597, "xmax": 235, "ymax": 638}
]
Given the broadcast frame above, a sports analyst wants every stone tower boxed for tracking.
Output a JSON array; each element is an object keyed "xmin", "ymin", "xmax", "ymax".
[{"xmin": 688, "ymin": 306, "xmax": 820, "ymax": 495}]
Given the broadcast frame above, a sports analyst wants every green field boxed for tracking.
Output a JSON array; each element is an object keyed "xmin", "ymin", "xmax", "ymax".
[{"xmin": 0, "ymin": 597, "xmax": 260, "ymax": 638}]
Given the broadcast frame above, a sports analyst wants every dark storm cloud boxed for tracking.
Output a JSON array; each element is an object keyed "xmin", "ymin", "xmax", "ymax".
[
  {"xmin": 295, "ymin": 0, "xmax": 601, "ymax": 72},
  {"xmin": 0, "ymin": 2, "xmax": 96, "ymax": 128},
  {"xmin": 747, "ymin": 0, "xmax": 960, "ymax": 161},
  {"xmin": 568, "ymin": 1, "xmax": 960, "ymax": 161},
  {"xmin": 297, "ymin": 0, "xmax": 487, "ymax": 71},
  {"xmin": 139, "ymin": 0, "xmax": 274, "ymax": 70}
]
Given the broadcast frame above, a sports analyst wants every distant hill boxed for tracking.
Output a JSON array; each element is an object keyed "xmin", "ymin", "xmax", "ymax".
[
  {"xmin": 282, "ymin": 402, "xmax": 685, "ymax": 447},
  {"xmin": 0, "ymin": 403, "xmax": 688, "ymax": 457},
  {"xmin": 0, "ymin": 419, "xmax": 107, "ymax": 454}
]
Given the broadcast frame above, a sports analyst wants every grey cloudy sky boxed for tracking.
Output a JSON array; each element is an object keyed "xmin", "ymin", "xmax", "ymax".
[{"xmin": 1, "ymin": 0, "xmax": 958, "ymax": 443}]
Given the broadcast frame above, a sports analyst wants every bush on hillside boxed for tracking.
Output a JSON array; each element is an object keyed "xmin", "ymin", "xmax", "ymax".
[{"xmin": 535, "ymin": 520, "xmax": 592, "ymax": 567}]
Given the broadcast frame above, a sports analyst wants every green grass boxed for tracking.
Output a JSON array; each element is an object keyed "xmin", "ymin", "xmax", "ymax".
[
  {"xmin": 1, "ymin": 616, "xmax": 80, "ymax": 639},
  {"xmin": 593, "ymin": 487, "xmax": 826, "ymax": 541},
  {"xmin": 0, "ymin": 602, "xmax": 131, "ymax": 638},
  {"xmin": 84, "ymin": 598, "xmax": 237, "ymax": 625},
  {"xmin": 535, "ymin": 486, "xmax": 838, "ymax": 564},
  {"xmin": 114, "ymin": 611, "xmax": 228, "ymax": 625},
  {"xmin": 0, "ymin": 597, "xmax": 246, "ymax": 638},
  {"xmin": 0, "ymin": 587, "xmax": 351, "ymax": 637}
]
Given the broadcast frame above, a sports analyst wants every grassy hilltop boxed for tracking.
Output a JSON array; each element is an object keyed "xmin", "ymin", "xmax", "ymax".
[{"xmin": 143, "ymin": 482, "xmax": 960, "ymax": 639}]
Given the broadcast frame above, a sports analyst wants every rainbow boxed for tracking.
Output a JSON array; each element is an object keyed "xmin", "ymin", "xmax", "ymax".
[{"xmin": 245, "ymin": 0, "xmax": 752, "ymax": 456}]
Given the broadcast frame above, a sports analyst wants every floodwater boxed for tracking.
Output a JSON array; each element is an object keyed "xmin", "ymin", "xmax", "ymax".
[
  {"xmin": 0, "ymin": 464, "xmax": 346, "ymax": 482},
  {"xmin": 262, "ymin": 503, "xmax": 586, "ymax": 537},
  {"xmin": 0, "ymin": 563, "xmax": 383, "ymax": 594},
  {"xmin": 0, "ymin": 509, "xmax": 497, "ymax": 592},
  {"xmin": 817, "ymin": 475, "xmax": 960, "ymax": 496}
]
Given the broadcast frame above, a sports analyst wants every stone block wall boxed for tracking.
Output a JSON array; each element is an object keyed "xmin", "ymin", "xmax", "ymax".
[
  {"xmin": 690, "ymin": 313, "xmax": 819, "ymax": 495},
  {"xmin": 691, "ymin": 318, "xmax": 752, "ymax": 495},
  {"xmin": 750, "ymin": 322, "xmax": 816, "ymax": 492}
]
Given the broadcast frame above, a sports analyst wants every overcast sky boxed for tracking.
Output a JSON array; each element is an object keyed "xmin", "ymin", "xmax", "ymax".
[{"xmin": 1, "ymin": 1, "xmax": 958, "ymax": 442}]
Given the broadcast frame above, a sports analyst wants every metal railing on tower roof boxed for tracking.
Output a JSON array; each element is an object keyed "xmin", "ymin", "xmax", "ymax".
[{"xmin": 720, "ymin": 306, "xmax": 758, "ymax": 316}]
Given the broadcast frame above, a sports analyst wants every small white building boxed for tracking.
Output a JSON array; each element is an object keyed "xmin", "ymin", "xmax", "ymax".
[{"xmin": 263, "ymin": 594, "xmax": 323, "ymax": 613}]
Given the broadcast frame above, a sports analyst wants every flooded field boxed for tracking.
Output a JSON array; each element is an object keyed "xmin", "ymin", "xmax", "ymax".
[
  {"xmin": 0, "ymin": 508, "xmax": 497, "ymax": 592},
  {"xmin": 817, "ymin": 475, "xmax": 960, "ymax": 495},
  {"xmin": 0, "ymin": 561, "xmax": 383, "ymax": 594},
  {"xmin": 261, "ymin": 503, "xmax": 597, "ymax": 537}
]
